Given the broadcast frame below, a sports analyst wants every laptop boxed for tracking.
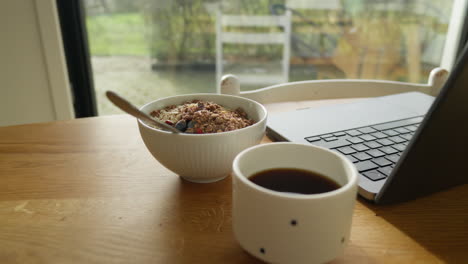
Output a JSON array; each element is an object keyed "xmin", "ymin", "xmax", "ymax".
[{"xmin": 266, "ymin": 44, "xmax": 468, "ymax": 204}]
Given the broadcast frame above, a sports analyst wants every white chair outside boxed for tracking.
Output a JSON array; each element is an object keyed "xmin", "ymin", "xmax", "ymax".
[
  {"xmin": 220, "ymin": 68, "xmax": 449, "ymax": 104},
  {"xmin": 286, "ymin": 0, "xmax": 342, "ymax": 11},
  {"xmin": 215, "ymin": 8, "xmax": 292, "ymax": 92}
]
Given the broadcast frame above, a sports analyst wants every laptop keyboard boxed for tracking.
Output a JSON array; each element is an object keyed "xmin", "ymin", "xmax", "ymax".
[{"xmin": 305, "ymin": 116, "xmax": 423, "ymax": 182}]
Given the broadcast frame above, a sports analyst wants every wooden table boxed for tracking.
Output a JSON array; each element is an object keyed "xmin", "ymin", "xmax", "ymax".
[{"xmin": 1, "ymin": 103, "xmax": 467, "ymax": 263}]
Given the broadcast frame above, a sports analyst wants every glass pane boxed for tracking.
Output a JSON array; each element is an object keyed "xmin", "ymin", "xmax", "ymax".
[{"xmin": 84, "ymin": 0, "xmax": 455, "ymax": 115}]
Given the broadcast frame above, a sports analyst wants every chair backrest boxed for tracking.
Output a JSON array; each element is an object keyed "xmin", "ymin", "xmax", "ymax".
[
  {"xmin": 216, "ymin": 9, "xmax": 292, "ymax": 92},
  {"xmin": 220, "ymin": 68, "xmax": 449, "ymax": 104},
  {"xmin": 286, "ymin": 0, "xmax": 342, "ymax": 10}
]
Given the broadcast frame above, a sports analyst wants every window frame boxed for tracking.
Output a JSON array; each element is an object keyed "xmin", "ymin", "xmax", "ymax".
[{"xmin": 56, "ymin": 0, "xmax": 97, "ymax": 117}]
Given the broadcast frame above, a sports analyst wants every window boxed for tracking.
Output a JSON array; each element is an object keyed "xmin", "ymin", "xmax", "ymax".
[{"xmin": 61, "ymin": 0, "xmax": 467, "ymax": 116}]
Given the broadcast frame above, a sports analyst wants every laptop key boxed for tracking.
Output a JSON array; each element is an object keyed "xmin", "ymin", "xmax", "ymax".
[
  {"xmin": 376, "ymin": 138, "xmax": 394, "ymax": 146},
  {"xmin": 321, "ymin": 134, "xmax": 334, "ymax": 138},
  {"xmin": 346, "ymin": 129, "xmax": 362, "ymax": 136},
  {"xmin": 324, "ymin": 136, "xmax": 338, "ymax": 142},
  {"xmin": 366, "ymin": 149, "xmax": 386, "ymax": 158},
  {"xmin": 305, "ymin": 136, "xmax": 321, "ymax": 142},
  {"xmin": 395, "ymin": 127, "xmax": 410, "ymax": 134},
  {"xmin": 400, "ymin": 134, "xmax": 413, "ymax": 141},
  {"xmin": 358, "ymin": 127, "xmax": 377, "ymax": 134},
  {"xmin": 379, "ymin": 146, "xmax": 398, "ymax": 155},
  {"xmin": 359, "ymin": 134, "xmax": 377, "ymax": 141},
  {"xmin": 352, "ymin": 152, "xmax": 372, "ymax": 161},
  {"xmin": 337, "ymin": 146, "xmax": 356, "ymax": 155},
  {"xmin": 364, "ymin": 141, "xmax": 382, "ymax": 149},
  {"xmin": 313, "ymin": 139, "xmax": 351, "ymax": 149},
  {"xmin": 372, "ymin": 157, "xmax": 393, "ymax": 167},
  {"xmin": 370, "ymin": 132, "xmax": 387, "ymax": 139},
  {"xmin": 345, "ymin": 155, "xmax": 359, "ymax": 163},
  {"xmin": 351, "ymin": 144, "xmax": 369, "ymax": 152},
  {"xmin": 334, "ymin": 132, "xmax": 346, "ymax": 137},
  {"xmin": 347, "ymin": 137, "xmax": 364, "ymax": 144},
  {"xmin": 393, "ymin": 144, "xmax": 406, "ymax": 152},
  {"xmin": 406, "ymin": 125, "xmax": 418, "ymax": 132},
  {"xmin": 362, "ymin": 170, "xmax": 387, "ymax": 181},
  {"xmin": 388, "ymin": 136, "xmax": 406, "ymax": 143},
  {"xmin": 382, "ymin": 129, "xmax": 399, "ymax": 136},
  {"xmin": 378, "ymin": 166, "xmax": 393, "ymax": 176},
  {"xmin": 355, "ymin": 160, "xmax": 379, "ymax": 172},
  {"xmin": 385, "ymin": 154, "xmax": 400, "ymax": 163},
  {"xmin": 372, "ymin": 116, "xmax": 424, "ymax": 130}
]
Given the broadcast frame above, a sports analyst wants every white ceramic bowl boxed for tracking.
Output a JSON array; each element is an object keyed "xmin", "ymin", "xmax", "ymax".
[{"xmin": 138, "ymin": 93, "xmax": 267, "ymax": 183}]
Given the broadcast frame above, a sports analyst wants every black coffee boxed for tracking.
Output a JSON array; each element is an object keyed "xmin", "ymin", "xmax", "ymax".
[{"xmin": 249, "ymin": 168, "xmax": 341, "ymax": 194}]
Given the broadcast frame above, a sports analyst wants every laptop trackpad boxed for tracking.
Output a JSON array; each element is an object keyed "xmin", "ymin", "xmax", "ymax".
[{"xmin": 267, "ymin": 92, "xmax": 434, "ymax": 143}]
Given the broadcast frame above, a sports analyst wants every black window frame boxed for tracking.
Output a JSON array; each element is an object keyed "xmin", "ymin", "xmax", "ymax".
[{"xmin": 56, "ymin": 0, "xmax": 97, "ymax": 117}]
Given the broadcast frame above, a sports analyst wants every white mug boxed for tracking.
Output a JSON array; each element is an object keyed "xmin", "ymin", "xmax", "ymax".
[{"xmin": 232, "ymin": 143, "xmax": 358, "ymax": 264}]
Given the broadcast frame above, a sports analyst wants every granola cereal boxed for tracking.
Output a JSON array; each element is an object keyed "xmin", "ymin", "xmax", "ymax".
[{"xmin": 149, "ymin": 100, "xmax": 255, "ymax": 134}]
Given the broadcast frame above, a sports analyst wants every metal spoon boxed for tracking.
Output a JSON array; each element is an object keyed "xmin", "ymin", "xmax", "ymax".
[{"xmin": 105, "ymin": 91, "xmax": 180, "ymax": 133}]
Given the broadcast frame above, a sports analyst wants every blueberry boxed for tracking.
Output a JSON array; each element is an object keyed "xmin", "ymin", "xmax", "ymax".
[
  {"xmin": 187, "ymin": 120, "xmax": 196, "ymax": 129},
  {"xmin": 175, "ymin": 120, "xmax": 187, "ymax": 132}
]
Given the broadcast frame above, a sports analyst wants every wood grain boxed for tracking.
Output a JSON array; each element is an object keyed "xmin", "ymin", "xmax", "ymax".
[{"xmin": 0, "ymin": 114, "xmax": 467, "ymax": 264}]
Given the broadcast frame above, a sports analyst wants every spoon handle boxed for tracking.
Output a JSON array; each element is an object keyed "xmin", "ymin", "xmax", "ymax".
[{"xmin": 105, "ymin": 91, "xmax": 180, "ymax": 133}]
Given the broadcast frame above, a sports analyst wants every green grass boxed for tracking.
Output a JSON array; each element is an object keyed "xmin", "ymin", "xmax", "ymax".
[{"xmin": 86, "ymin": 13, "xmax": 149, "ymax": 56}]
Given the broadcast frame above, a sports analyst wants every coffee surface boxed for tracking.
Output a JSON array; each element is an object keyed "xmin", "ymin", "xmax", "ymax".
[{"xmin": 249, "ymin": 168, "xmax": 341, "ymax": 194}]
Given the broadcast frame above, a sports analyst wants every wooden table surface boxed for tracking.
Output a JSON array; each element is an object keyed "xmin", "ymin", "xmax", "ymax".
[{"xmin": 1, "ymin": 102, "xmax": 467, "ymax": 263}]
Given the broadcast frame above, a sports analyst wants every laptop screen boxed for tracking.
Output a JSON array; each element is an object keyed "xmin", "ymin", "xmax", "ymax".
[{"xmin": 377, "ymin": 43, "xmax": 468, "ymax": 204}]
